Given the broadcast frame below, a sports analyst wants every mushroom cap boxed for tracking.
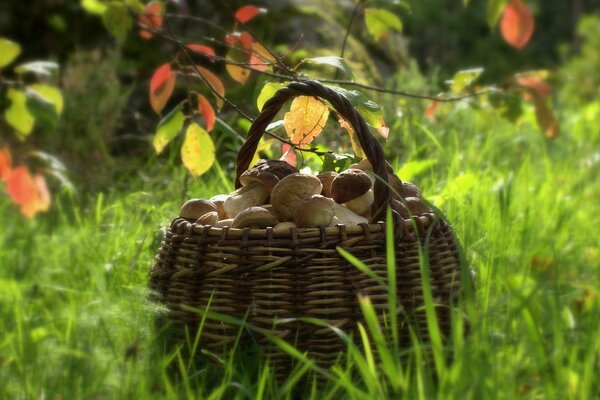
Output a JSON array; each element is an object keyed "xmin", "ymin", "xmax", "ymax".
[
  {"xmin": 239, "ymin": 169, "xmax": 280, "ymax": 194},
  {"xmin": 215, "ymin": 218, "xmax": 234, "ymax": 228},
  {"xmin": 405, "ymin": 197, "xmax": 430, "ymax": 215},
  {"xmin": 293, "ymin": 195, "xmax": 336, "ymax": 227},
  {"xmin": 196, "ymin": 211, "xmax": 219, "ymax": 225},
  {"xmin": 387, "ymin": 173, "xmax": 404, "ymax": 199},
  {"xmin": 399, "ymin": 182, "xmax": 422, "ymax": 199},
  {"xmin": 232, "ymin": 206, "xmax": 278, "ymax": 229},
  {"xmin": 271, "ymin": 173, "xmax": 323, "ymax": 221},
  {"xmin": 210, "ymin": 194, "xmax": 229, "ymax": 219},
  {"xmin": 224, "ymin": 182, "xmax": 268, "ymax": 218},
  {"xmin": 349, "ymin": 158, "xmax": 394, "ymax": 174},
  {"xmin": 331, "ymin": 169, "xmax": 372, "ymax": 204},
  {"xmin": 391, "ymin": 199, "xmax": 410, "ymax": 218},
  {"xmin": 249, "ymin": 159, "xmax": 299, "ymax": 180},
  {"xmin": 180, "ymin": 199, "xmax": 218, "ymax": 220},
  {"xmin": 317, "ymin": 171, "xmax": 338, "ymax": 198}
]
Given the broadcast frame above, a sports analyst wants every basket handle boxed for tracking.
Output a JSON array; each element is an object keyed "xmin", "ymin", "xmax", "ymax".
[{"xmin": 235, "ymin": 80, "xmax": 391, "ymax": 222}]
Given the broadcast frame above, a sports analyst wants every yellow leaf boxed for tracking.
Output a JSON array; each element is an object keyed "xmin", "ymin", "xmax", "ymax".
[
  {"xmin": 283, "ymin": 96, "xmax": 329, "ymax": 147},
  {"xmin": 339, "ymin": 117, "xmax": 365, "ymax": 158},
  {"xmin": 29, "ymin": 84, "xmax": 64, "ymax": 115},
  {"xmin": 225, "ymin": 48, "xmax": 250, "ymax": 85},
  {"xmin": 181, "ymin": 123, "xmax": 215, "ymax": 176},
  {"xmin": 5, "ymin": 88, "xmax": 34, "ymax": 138}
]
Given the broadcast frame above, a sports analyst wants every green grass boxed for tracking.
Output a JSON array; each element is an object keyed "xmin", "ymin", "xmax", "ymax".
[{"xmin": 1, "ymin": 98, "xmax": 600, "ymax": 399}]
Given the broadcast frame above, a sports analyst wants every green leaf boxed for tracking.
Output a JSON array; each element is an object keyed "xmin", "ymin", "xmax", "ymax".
[
  {"xmin": 29, "ymin": 84, "xmax": 63, "ymax": 115},
  {"xmin": 327, "ymin": 86, "xmax": 384, "ymax": 129},
  {"xmin": 397, "ymin": 159, "xmax": 438, "ymax": 181},
  {"xmin": 321, "ymin": 153, "xmax": 355, "ymax": 173},
  {"xmin": 102, "ymin": 2, "xmax": 132, "ymax": 42},
  {"xmin": 256, "ymin": 81, "xmax": 287, "ymax": 111},
  {"xmin": 81, "ymin": 0, "xmax": 107, "ymax": 15},
  {"xmin": 447, "ymin": 67, "xmax": 484, "ymax": 93},
  {"xmin": 15, "ymin": 61, "xmax": 59, "ymax": 77},
  {"xmin": 181, "ymin": 123, "xmax": 216, "ymax": 176},
  {"xmin": 153, "ymin": 104, "xmax": 185, "ymax": 154},
  {"xmin": 487, "ymin": 0, "xmax": 508, "ymax": 29},
  {"xmin": 0, "ymin": 38, "xmax": 21, "ymax": 68},
  {"xmin": 4, "ymin": 88, "xmax": 34, "ymax": 138},
  {"xmin": 305, "ymin": 57, "xmax": 354, "ymax": 79},
  {"xmin": 25, "ymin": 87, "xmax": 59, "ymax": 131},
  {"xmin": 364, "ymin": 8, "xmax": 403, "ymax": 41}
]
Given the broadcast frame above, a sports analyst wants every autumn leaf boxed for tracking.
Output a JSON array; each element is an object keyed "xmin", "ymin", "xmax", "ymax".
[
  {"xmin": 532, "ymin": 97, "xmax": 559, "ymax": 138},
  {"xmin": 339, "ymin": 117, "xmax": 366, "ymax": 158},
  {"xmin": 514, "ymin": 71, "xmax": 552, "ymax": 100},
  {"xmin": 281, "ymin": 143, "xmax": 297, "ymax": 167},
  {"xmin": 426, "ymin": 100, "xmax": 440, "ymax": 119},
  {"xmin": 6, "ymin": 167, "xmax": 51, "ymax": 218},
  {"xmin": 153, "ymin": 103, "xmax": 185, "ymax": 154},
  {"xmin": 20, "ymin": 174, "xmax": 51, "ymax": 218},
  {"xmin": 197, "ymin": 94, "xmax": 216, "ymax": 132},
  {"xmin": 283, "ymin": 96, "xmax": 329, "ymax": 147},
  {"xmin": 149, "ymin": 63, "xmax": 176, "ymax": 114},
  {"xmin": 196, "ymin": 67, "xmax": 225, "ymax": 110},
  {"xmin": 0, "ymin": 147, "xmax": 12, "ymax": 182},
  {"xmin": 138, "ymin": 1, "xmax": 163, "ymax": 40},
  {"xmin": 376, "ymin": 120, "xmax": 389, "ymax": 139},
  {"xmin": 500, "ymin": 0, "xmax": 534, "ymax": 49},
  {"xmin": 186, "ymin": 44, "xmax": 216, "ymax": 59},
  {"xmin": 234, "ymin": 5, "xmax": 266, "ymax": 24},
  {"xmin": 181, "ymin": 123, "xmax": 216, "ymax": 176},
  {"xmin": 256, "ymin": 81, "xmax": 287, "ymax": 111}
]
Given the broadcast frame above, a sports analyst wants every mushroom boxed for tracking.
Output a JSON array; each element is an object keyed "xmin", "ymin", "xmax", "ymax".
[
  {"xmin": 391, "ymin": 199, "xmax": 410, "ymax": 218},
  {"xmin": 210, "ymin": 194, "xmax": 229, "ymax": 219},
  {"xmin": 232, "ymin": 207, "xmax": 278, "ymax": 229},
  {"xmin": 239, "ymin": 169, "xmax": 280, "ymax": 195},
  {"xmin": 196, "ymin": 211, "xmax": 219, "ymax": 225},
  {"xmin": 399, "ymin": 182, "xmax": 422, "ymax": 199},
  {"xmin": 248, "ymin": 159, "xmax": 299, "ymax": 180},
  {"xmin": 317, "ymin": 171, "xmax": 338, "ymax": 198},
  {"xmin": 342, "ymin": 188, "xmax": 374, "ymax": 216},
  {"xmin": 387, "ymin": 173, "xmax": 404, "ymax": 199},
  {"xmin": 215, "ymin": 218, "xmax": 234, "ymax": 228},
  {"xmin": 223, "ymin": 182, "xmax": 268, "ymax": 218},
  {"xmin": 332, "ymin": 203, "xmax": 369, "ymax": 226},
  {"xmin": 274, "ymin": 221, "xmax": 297, "ymax": 230},
  {"xmin": 331, "ymin": 169, "xmax": 372, "ymax": 204},
  {"xmin": 405, "ymin": 197, "xmax": 430, "ymax": 215},
  {"xmin": 293, "ymin": 195, "xmax": 336, "ymax": 227},
  {"xmin": 180, "ymin": 199, "xmax": 218, "ymax": 220},
  {"xmin": 270, "ymin": 173, "xmax": 323, "ymax": 221}
]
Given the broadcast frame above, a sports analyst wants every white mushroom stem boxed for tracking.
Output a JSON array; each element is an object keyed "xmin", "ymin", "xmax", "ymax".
[
  {"xmin": 223, "ymin": 183, "xmax": 268, "ymax": 218},
  {"xmin": 332, "ymin": 203, "xmax": 369, "ymax": 226},
  {"xmin": 342, "ymin": 189, "xmax": 374, "ymax": 216}
]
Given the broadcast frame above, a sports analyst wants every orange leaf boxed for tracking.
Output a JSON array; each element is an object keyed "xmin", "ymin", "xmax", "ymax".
[
  {"xmin": 196, "ymin": 67, "xmax": 225, "ymax": 110},
  {"xmin": 532, "ymin": 97, "xmax": 559, "ymax": 138},
  {"xmin": 197, "ymin": 94, "xmax": 216, "ymax": 132},
  {"xmin": 426, "ymin": 100, "xmax": 440, "ymax": 119},
  {"xmin": 186, "ymin": 44, "xmax": 216, "ymax": 59},
  {"xmin": 281, "ymin": 144, "xmax": 297, "ymax": 168},
  {"xmin": 149, "ymin": 63, "xmax": 176, "ymax": 114},
  {"xmin": 515, "ymin": 73, "xmax": 552, "ymax": 100},
  {"xmin": 283, "ymin": 96, "xmax": 329, "ymax": 147},
  {"xmin": 138, "ymin": 2, "xmax": 163, "ymax": 40},
  {"xmin": 500, "ymin": 0, "xmax": 534, "ymax": 49},
  {"xmin": 20, "ymin": 174, "xmax": 50, "ymax": 218},
  {"xmin": 0, "ymin": 146, "xmax": 12, "ymax": 182},
  {"xmin": 339, "ymin": 117, "xmax": 366, "ymax": 158},
  {"xmin": 376, "ymin": 119, "xmax": 389, "ymax": 140},
  {"xmin": 6, "ymin": 167, "xmax": 37, "ymax": 205},
  {"xmin": 234, "ymin": 5, "xmax": 266, "ymax": 24}
]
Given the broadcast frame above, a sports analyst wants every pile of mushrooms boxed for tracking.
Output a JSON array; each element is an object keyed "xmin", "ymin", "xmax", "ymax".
[{"xmin": 178, "ymin": 159, "xmax": 431, "ymax": 229}]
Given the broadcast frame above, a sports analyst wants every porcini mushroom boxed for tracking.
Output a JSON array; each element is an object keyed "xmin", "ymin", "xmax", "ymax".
[
  {"xmin": 342, "ymin": 188, "xmax": 374, "ymax": 216},
  {"xmin": 405, "ymin": 197, "xmax": 430, "ymax": 215},
  {"xmin": 215, "ymin": 218, "xmax": 234, "ymax": 228},
  {"xmin": 223, "ymin": 182, "xmax": 268, "ymax": 218},
  {"xmin": 332, "ymin": 203, "xmax": 369, "ymax": 226},
  {"xmin": 271, "ymin": 173, "xmax": 323, "ymax": 221},
  {"xmin": 196, "ymin": 211, "xmax": 219, "ymax": 225},
  {"xmin": 180, "ymin": 199, "xmax": 218, "ymax": 220},
  {"xmin": 331, "ymin": 169, "xmax": 372, "ymax": 204},
  {"xmin": 232, "ymin": 207, "xmax": 278, "ymax": 229},
  {"xmin": 293, "ymin": 195, "xmax": 335, "ymax": 227},
  {"xmin": 210, "ymin": 194, "xmax": 229, "ymax": 219},
  {"xmin": 274, "ymin": 221, "xmax": 297, "ymax": 230},
  {"xmin": 248, "ymin": 159, "xmax": 299, "ymax": 180},
  {"xmin": 399, "ymin": 182, "xmax": 422, "ymax": 199},
  {"xmin": 317, "ymin": 171, "xmax": 338, "ymax": 198},
  {"xmin": 239, "ymin": 169, "xmax": 280, "ymax": 195}
]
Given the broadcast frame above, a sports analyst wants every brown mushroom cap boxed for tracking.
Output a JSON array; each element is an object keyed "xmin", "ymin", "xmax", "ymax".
[
  {"xmin": 196, "ymin": 211, "xmax": 219, "ymax": 225},
  {"xmin": 249, "ymin": 159, "xmax": 299, "ymax": 180},
  {"xmin": 399, "ymin": 182, "xmax": 422, "ymax": 199},
  {"xmin": 232, "ymin": 206, "xmax": 278, "ymax": 229},
  {"xmin": 293, "ymin": 195, "xmax": 335, "ymax": 227},
  {"xmin": 239, "ymin": 170, "xmax": 280, "ymax": 194},
  {"xmin": 387, "ymin": 173, "xmax": 404, "ymax": 199},
  {"xmin": 223, "ymin": 182, "xmax": 268, "ymax": 218},
  {"xmin": 331, "ymin": 169, "xmax": 372, "ymax": 204},
  {"xmin": 391, "ymin": 199, "xmax": 410, "ymax": 218},
  {"xmin": 180, "ymin": 199, "xmax": 218, "ymax": 220},
  {"xmin": 317, "ymin": 171, "xmax": 338, "ymax": 198},
  {"xmin": 405, "ymin": 197, "xmax": 430, "ymax": 215},
  {"xmin": 271, "ymin": 173, "xmax": 323, "ymax": 221},
  {"xmin": 209, "ymin": 194, "xmax": 228, "ymax": 219},
  {"xmin": 349, "ymin": 158, "xmax": 394, "ymax": 174}
]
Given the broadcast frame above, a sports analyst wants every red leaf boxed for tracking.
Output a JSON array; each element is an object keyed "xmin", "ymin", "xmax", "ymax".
[
  {"xmin": 6, "ymin": 167, "xmax": 37, "ymax": 206},
  {"xmin": 234, "ymin": 5, "xmax": 266, "ymax": 24},
  {"xmin": 138, "ymin": 2, "xmax": 163, "ymax": 40},
  {"xmin": 531, "ymin": 97, "xmax": 560, "ymax": 138},
  {"xmin": 197, "ymin": 94, "xmax": 216, "ymax": 132},
  {"xmin": 500, "ymin": 0, "xmax": 534, "ymax": 49},
  {"xmin": 225, "ymin": 33, "xmax": 237, "ymax": 46},
  {"xmin": 149, "ymin": 63, "xmax": 176, "ymax": 114},
  {"xmin": 426, "ymin": 100, "xmax": 440, "ymax": 119},
  {"xmin": 281, "ymin": 144, "xmax": 297, "ymax": 168},
  {"xmin": 515, "ymin": 74, "xmax": 552, "ymax": 100},
  {"xmin": 238, "ymin": 32, "xmax": 254, "ymax": 49},
  {"xmin": 20, "ymin": 174, "xmax": 50, "ymax": 218},
  {"xmin": 186, "ymin": 44, "xmax": 216, "ymax": 59},
  {"xmin": 0, "ymin": 146, "xmax": 12, "ymax": 182},
  {"xmin": 196, "ymin": 67, "xmax": 225, "ymax": 110}
]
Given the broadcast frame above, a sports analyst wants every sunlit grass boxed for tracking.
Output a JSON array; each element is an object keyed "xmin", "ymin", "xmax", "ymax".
[{"xmin": 1, "ymin": 100, "xmax": 599, "ymax": 399}]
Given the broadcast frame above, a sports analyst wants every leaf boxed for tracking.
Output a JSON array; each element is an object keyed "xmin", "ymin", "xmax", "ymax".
[
  {"xmin": 5, "ymin": 88, "xmax": 34, "ymax": 138},
  {"xmin": 281, "ymin": 143, "xmax": 297, "ymax": 168},
  {"xmin": 256, "ymin": 81, "xmax": 287, "ymax": 111},
  {"xmin": 447, "ymin": 67, "xmax": 484, "ymax": 93},
  {"xmin": 0, "ymin": 147, "xmax": 12, "ymax": 182},
  {"xmin": 426, "ymin": 100, "xmax": 440, "ymax": 119},
  {"xmin": 186, "ymin": 44, "xmax": 216, "ymax": 58},
  {"xmin": 225, "ymin": 47, "xmax": 251, "ymax": 85},
  {"xmin": 252, "ymin": 42, "xmax": 276, "ymax": 62},
  {"xmin": 197, "ymin": 94, "xmax": 215, "ymax": 132},
  {"xmin": 305, "ymin": 56, "xmax": 354, "ymax": 79},
  {"xmin": 339, "ymin": 117, "xmax": 366, "ymax": 158},
  {"xmin": 500, "ymin": 0, "xmax": 534, "ymax": 49},
  {"xmin": 5, "ymin": 167, "xmax": 50, "ymax": 218},
  {"xmin": 376, "ymin": 120, "xmax": 389, "ymax": 139},
  {"xmin": 397, "ymin": 159, "xmax": 438, "ymax": 181},
  {"xmin": 14, "ymin": 61, "xmax": 59, "ymax": 77},
  {"xmin": 153, "ymin": 104, "xmax": 185, "ymax": 153},
  {"xmin": 234, "ymin": 5, "xmax": 267, "ymax": 24},
  {"xmin": 0, "ymin": 38, "xmax": 21, "ymax": 68},
  {"xmin": 149, "ymin": 63, "xmax": 176, "ymax": 115},
  {"xmin": 28, "ymin": 84, "xmax": 64, "ymax": 115},
  {"xmin": 487, "ymin": 90, "xmax": 523, "ymax": 123},
  {"xmin": 81, "ymin": 0, "xmax": 107, "ymax": 15},
  {"xmin": 514, "ymin": 70, "xmax": 552, "ymax": 100},
  {"xmin": 25, "ymin": 87, "xmax": 59, "ymax": 131},
  {"xmin": 194, "ymin": 67, "xmax": 225, "ymax": 110},
  {"xmin": 138, "ymin": 1, "xmax": 163, "ymax": 40},
  {"xmin": 532, "ymin": 97, "xmax": 559, "ymax": 138},
  {"xmin": 364, "ymin": 8, "xmax": 403, "ymax": 41},
  {"xmin": 20, "ymin": 174, "xmax": 51, "ymax": 218},
  {"xmin": 283, "ymin": 96, "xmax": 329, "ymax": 147},
  {"xmin": 326, "ymin": 86, "xmax": 384, "ymax": 129},
  {"xmin": 487, "ymin": 0, "xmax": 508, "ymax": 29},
  {"xmin": 181, "ymin": 123, "xmax": 216, "ymax": 176},
  {"xmin": 102, "ymin": 2, "xmax": 133, "ymax": 42}
]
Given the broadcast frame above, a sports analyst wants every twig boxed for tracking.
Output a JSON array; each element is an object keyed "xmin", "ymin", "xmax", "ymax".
[{"xmin": 335, "ymin": 0, "xmax": 364, "ymax": 80}]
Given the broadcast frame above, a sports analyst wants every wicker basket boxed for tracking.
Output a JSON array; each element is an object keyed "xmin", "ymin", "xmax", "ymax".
[{"xmin": 149, "ymin": 81, "xmax": 464, "ymax": 368}]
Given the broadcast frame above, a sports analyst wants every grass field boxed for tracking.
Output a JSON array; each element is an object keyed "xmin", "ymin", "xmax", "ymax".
[{"xmin": 1, "ymin": 98, "xmax": 599, "ymax": 399}]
